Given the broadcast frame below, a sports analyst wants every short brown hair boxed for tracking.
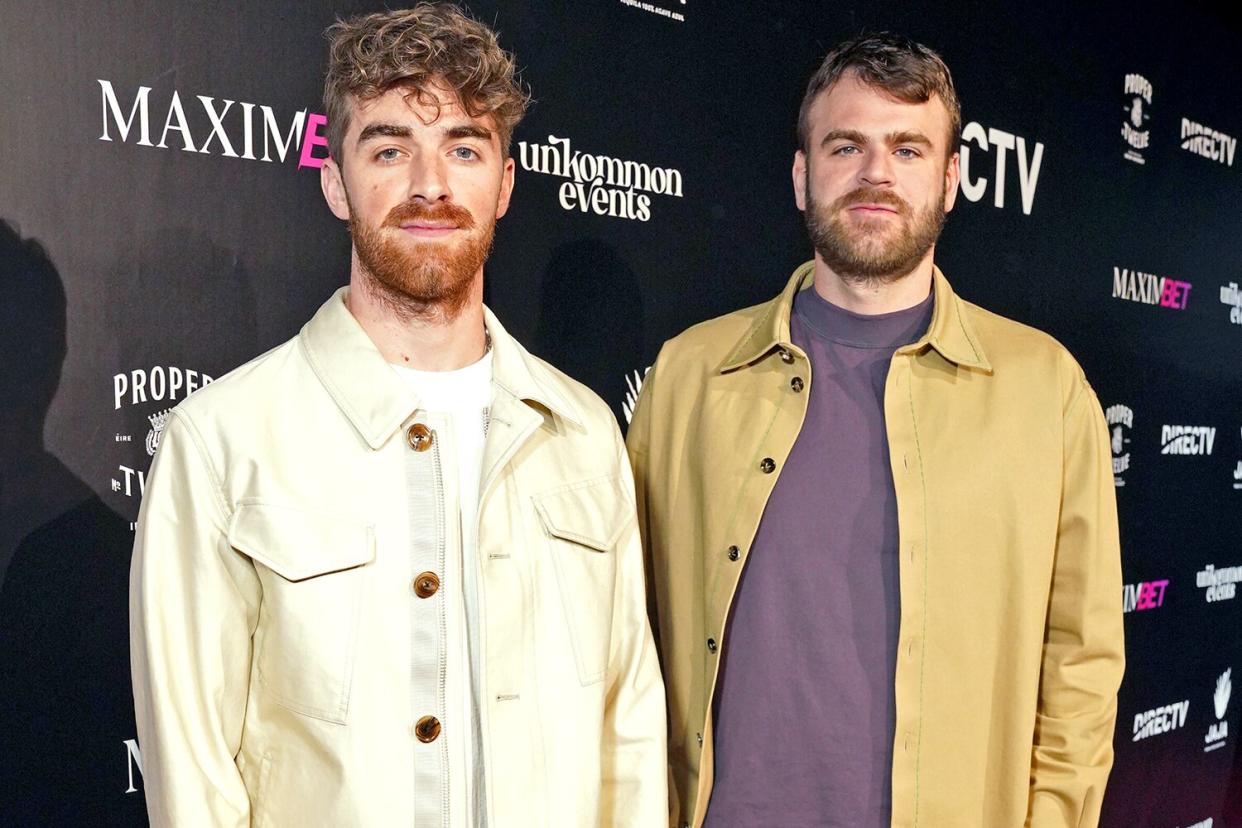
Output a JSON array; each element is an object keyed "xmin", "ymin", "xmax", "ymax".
[
  {"xmin": 323, "ymin": 3, "xmax": 530, "ymax": 161},
  {"xmin": 797, "ymin": 33, "xmax": 960, "ymax": 157}
]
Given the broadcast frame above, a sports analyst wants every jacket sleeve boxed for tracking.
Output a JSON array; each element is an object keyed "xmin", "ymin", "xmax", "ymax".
[
  {"xmin": 1027, "ymin": 381, "xmax": 1125, "ymax": 827},
  {"xmin": 129, "ymin": 410, "xmax": 259, "ymax": 827},
  {"xmin": 624, "ymin": 358, "xmax": 681, "ymax": 828},
  {"xmin": 599, "ymin": 424, "xmax": 669, "ymax": 827}
]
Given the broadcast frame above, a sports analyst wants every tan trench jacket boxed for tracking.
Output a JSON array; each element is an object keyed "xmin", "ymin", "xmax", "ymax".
[
  {"xmin": 627, "ymin": 262, "xmax": 1124, "ymax": 827},
  {"xmin": 130, "ymin": 289, "xmax": 666, "ymax": 827}
]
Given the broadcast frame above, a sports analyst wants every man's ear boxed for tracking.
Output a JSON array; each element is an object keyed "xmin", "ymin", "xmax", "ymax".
[
  {"xmin": 321, "ymin": 157, "xmax": 351, "ymax": 221},
  {"xmin": 943, "ymin": 151, "xmax": 961, "ymax": 214},
  {"xmin": 792, "ymin": 150, "xmax": 808, "ymax": 212},
  {"xmin": 495, "ymin": 156, "xmax": 516, "ymax": 220}
]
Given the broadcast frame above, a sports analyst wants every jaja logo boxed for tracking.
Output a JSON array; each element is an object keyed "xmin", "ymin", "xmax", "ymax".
[
  {"xmin": 517, "ymin": 135, "xmax": 683, "ymax": 221},
  {"xmin": 1221, "ymin": 283, "xmax": 1242, "ymax": 326},
  {"xmin": 622, "ymin": 367, "xmax": 651, "ymax": 425},
  {"xmin": 1205, "ymin": 668, "xmax": 1230, "ymax": 752},
  {"xmin": 1122, "ymin": 73, "xmax": 1153, "ymax": 164}
]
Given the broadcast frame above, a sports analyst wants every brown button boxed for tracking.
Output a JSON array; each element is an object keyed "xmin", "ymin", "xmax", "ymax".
[
  {"xmin": 406, "ymin": 423, "xmax": 434, "ymax": 452},
  {"xmin": 790, "ymin": 376, "xmax": 804, "ymax": 392},
  {"xmin": 727, "ymin": 545, "xmax": 740, "ymax": 561},
  {"xmin": 707, "ymin": 637, "xmax": 718, "ymax": 653},
  {"xmin": 415, "ymin": 715, "xmax": 441, "ymax": 743},
  {"xmin": 412, "ymin": 571, "xmax": 440, "ymax": 598},
  {"xmin": 779, "ymin": 348, "xmax": 794, "ymax": 364},
  {"xmin": 759, "ymin": 457, "xmax": 776, "ymax": 474}
]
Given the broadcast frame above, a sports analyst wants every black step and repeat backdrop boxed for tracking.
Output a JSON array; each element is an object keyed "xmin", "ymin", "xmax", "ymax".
[{"xmin": 1, "ymin": 1, "xmax": 1239, "ymax": 824}]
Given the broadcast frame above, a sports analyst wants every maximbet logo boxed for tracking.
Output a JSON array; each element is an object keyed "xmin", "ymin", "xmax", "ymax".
[
  {"xmin": 1112, "ymin": 267, "xmax": 1191, "ymax": 310},
  {"xmin": 97, "ymin": 79, "xmax": 330, "ymax": 170}
]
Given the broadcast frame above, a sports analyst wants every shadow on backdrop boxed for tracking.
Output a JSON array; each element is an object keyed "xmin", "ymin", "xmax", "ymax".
[
  {"xmin": 0, "ymin": 220, "xmax": 147, "ymax": 824},
  {"xmin": 534, "ymin": 239, "xmax": 645, "ymax": 428}
]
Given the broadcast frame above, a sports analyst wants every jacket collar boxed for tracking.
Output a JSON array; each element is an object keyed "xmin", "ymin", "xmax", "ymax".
[
  {"xmin": 718, "ymin": 260, "xmax": 992, "ymax": 373},
  {"xmin": 300, "ymin": 287, "xmax": 583, "ymax": 450}
]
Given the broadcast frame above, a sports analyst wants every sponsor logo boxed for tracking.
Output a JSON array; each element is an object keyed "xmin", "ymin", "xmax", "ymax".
[
  {"xmin": 1235, "ymin": 458, "xmax": 1242, "ymax": 490},
  {"xmin": 1122, "ymin": 579, "xmax": 1168, "ymax": 613},
  {"xmin": 123, "ymin": 738, "xmax": 144, "ymax": 793},
  {"xmin": 958, "ymin": 122, "xmax": 1044, "ymax": 214},
  {"xmin": 622, "ymin": 367, "xmax": 650, "ymax": 425},
  {"xmin": 1106, "ymin": 404, "xmax": 1133, "ymax": 486},
  {"xmin": 1180, "ymin": 820, "xmax": 1213, "ymax": 828},
  {"xmin": 1112, "ymin": 266, "xmax": 1192, "ymax": 309},
  {"xmin": 1197, "ymin": 563, "xmax": 1241, "ymax": 603},
  {"xmin": 1133, "ymin": 699, "xmax": 1189, "ymax": 741},
  {"xmin": 1181, "ymin": 118, "xmax": 1236, "ymax": 166},
  {"xmin": 112, "ymin": 367, "xmax": 213, "ymax": 523},
  {"xmin": 517, "ymin": 135, "xmax": 683, "ymax": 221},
  {"xmin": 97, "ymin": 80, "xmax": 329, "ymax": 170},
  {"xmin": 617, "ymin": 0, "xmax": 686, "ymax": 22},
  {"xmin": 1122, "ymin": 73, "xmax": 1153, "ymax": 164},
  {"xmin": 1221, "ymin": 282, "xmax": 1242, "ymax": 325},
  {"xmin": 1160, "ymin": 425, "xmax": 1215, "ymax": 456},
  {"xmin": 1206, "ymin": 668, "xmax": 1231, "ymax": 752}
]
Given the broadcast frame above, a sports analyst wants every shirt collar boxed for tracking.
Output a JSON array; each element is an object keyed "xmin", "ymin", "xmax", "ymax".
[
  {"xmin": 718, "ymin": 260, "xmax": 992, "ymax": 373},
  {"xmin": 299, "ymin": 287, "xmax": 583, "ymax": 449}
]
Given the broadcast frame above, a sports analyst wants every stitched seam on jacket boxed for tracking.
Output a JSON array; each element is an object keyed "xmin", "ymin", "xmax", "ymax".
[
  {"xmin": 907, "ymin": 373, "xmax": 929, "ymax": 827},
  {"xmin": 953, "ymin": 300, "xmax": 984, "ymax": 363}
]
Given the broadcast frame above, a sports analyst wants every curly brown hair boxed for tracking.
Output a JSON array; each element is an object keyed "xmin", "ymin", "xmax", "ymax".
[
  {"xmin": 798, "ymin": 33, "xmax": 960, "ymax": 158},
  {"xmin": 323, "ymin": 3, "xmax": 530, "ymax": 162}
]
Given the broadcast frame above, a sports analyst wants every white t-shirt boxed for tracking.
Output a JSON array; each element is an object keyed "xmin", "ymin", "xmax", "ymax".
[{"xmin": 392, "ymin": 349, "xmax": 492, "ymax": 827}]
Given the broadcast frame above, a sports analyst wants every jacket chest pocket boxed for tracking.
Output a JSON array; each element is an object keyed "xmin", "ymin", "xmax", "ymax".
[
  {"xmin": 228, "ymin": 502, "xmax": 375, "ymax": 724},
  {"xmin": 533, "ymin": 475, "xmax": 630, "ymax": 686}
]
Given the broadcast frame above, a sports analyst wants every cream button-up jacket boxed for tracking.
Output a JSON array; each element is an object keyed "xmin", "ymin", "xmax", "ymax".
[
  {"xmin": 627, "ymin": 262, "xmax": 1124, "ymax": 828},
  {"xmin": 130, "ymin": 288, "xmax": 667, "ymax": 827}
]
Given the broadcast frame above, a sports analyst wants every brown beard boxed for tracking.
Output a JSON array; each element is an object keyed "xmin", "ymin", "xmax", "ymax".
[
  {"xmin": 805, "ymin": 176, "xmax": 945, "ymax": 287},
  {"xmin": 349, "ymin": 196, "xmax": 495, "ymax": 322}
]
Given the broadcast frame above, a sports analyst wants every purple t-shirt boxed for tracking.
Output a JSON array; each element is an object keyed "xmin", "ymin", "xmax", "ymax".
[{"xmin": 705, "ymin": 285, "xmax": 934, "ymax": 828}]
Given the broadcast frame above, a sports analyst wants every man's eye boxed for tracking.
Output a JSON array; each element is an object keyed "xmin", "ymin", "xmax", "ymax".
[
  {"xmin": 376, "ymin": 148, "xmax": 401, "ymax": 162},
  {"xmin": 895, "ymin": 147, "xmax": 920, "ymax": 158},
  {"xmin": 452, "ymin": 146, "xmax": 478, "ymax": 160},
  {"xmin": 834, "ymin": 145, "xmax": 860, "ymax": 155}
]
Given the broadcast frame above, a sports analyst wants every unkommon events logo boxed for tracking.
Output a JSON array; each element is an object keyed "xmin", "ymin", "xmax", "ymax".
[
  {"xmin": 1112, "ymin": 267, "xmax": 1191, "ymax": 309},
  {"xmin": 1122, "ymin": 579, "xmax": 1168, "ymax": 613},
  {"xmin": 1122, "ymin": 73, "xmax": 1152, "ymax": 164},
  {"xmin": 1197, "ymin": 563, "xmax": 1241, "ymax": 603},
  {"xmin": 1132, "ymin": 698, "xmax": 1188, "ymax": 741},
  {"xmin": 98, "ymin": 80, "xmax": 329, "ymax": 170},
  {"xmin": 518, "ymin": 135, "xmax": 683, "ymax": 221},
  {"xmin": 957, "ymin": 122, "xmax": 1043, "ymax": 214}
]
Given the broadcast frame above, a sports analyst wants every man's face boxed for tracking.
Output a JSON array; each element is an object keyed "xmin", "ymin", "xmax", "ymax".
[
  {"xmin": 793, "ymin": 72, "xmax": 960, "ymax": 285},
  {"xmin": 321, "ymin": 81, "xmax": 514, "ymax": 317}
]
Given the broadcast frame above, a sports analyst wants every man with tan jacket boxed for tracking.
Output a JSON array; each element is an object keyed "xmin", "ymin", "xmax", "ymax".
[
  {"xmin": 129, "ymin": 5, "xmax": 665, "ymax": 826},
  {"xmin": 627, "ymin": 34, "xmax": 1123, "ymax": 827}
]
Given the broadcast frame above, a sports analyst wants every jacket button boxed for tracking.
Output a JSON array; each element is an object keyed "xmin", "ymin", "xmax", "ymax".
[
  {"xmin": 406, "ymin": 423, "xmax": 434, "ymax": 452},
  {"xmin": 415, "ymin": 715, "xmax": 441, "ymax": 743},
  {"xmin": 696, "ymin": 732, "xmax": 703, "ymax": 746},
  {"xmin": 778, "ymin": 347, "xmax": 794, "ymax": 364},
  {"xmin": 707, "ymin": 638, "xmax": 718, "ymax": 653},
  {"xmin": 727, "ymin": 545, "xmax": 740, "ymax": 561},
  {"xmin": 790, "ymin": 376, "xmax": 804, "ymax": 392},
  {"xmin": 413, "ymin": 571, "xmax": 440, "ymax": 598},
  {"xmin": 759, "ymin": 457, "xmax": 776, "ymax": 474}
]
